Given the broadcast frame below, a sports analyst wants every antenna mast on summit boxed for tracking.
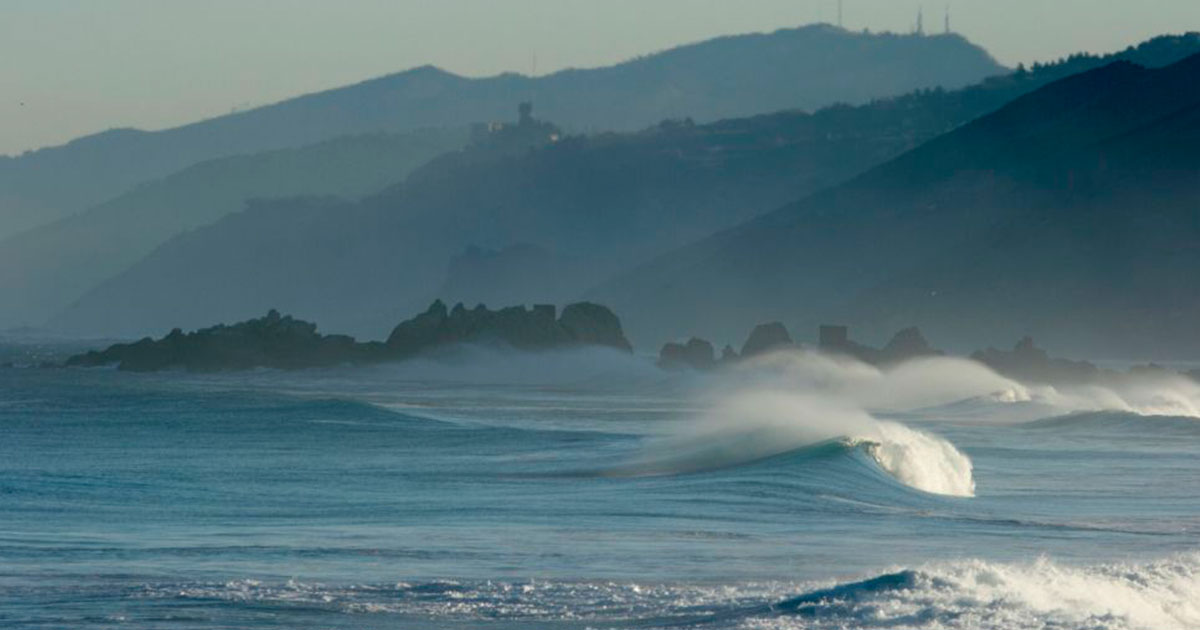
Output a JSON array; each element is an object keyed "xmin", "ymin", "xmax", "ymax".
[
  {"xmin": 916, "ymin": 5, "xmax": 924, "ymax": 35},
  {"xmin": 944, "ymin": 5, "xmax": 951, "ymax": 34}
]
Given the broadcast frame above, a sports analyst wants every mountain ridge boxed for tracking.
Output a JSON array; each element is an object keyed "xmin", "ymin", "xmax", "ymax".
[
  {"xmin": 46, "ymin": 35, "xmax": 1200, "ymax": 343},
  {"xmin": 596, "ymin": 53, "xmax": 1200, "ymax": 356},
  {"xmin": 0, "ymin": 25, "xmax": 1004, "ymax": 238}
]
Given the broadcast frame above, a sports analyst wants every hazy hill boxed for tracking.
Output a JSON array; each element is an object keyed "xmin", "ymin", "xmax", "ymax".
[
  {"xmin": 598, "ymin": 54, "xmax": 1200, "ymax": 357},
  {"xmin": 48, "ymin": 35, "xmax": 1200, "ymax": 342},
  {"xmin": 0, "ymin": 25, "xmax": 1004, "ymax": 239},
  {"xmin": 0, "ymin": 128, "xmax": 467, "ymax": 329}
]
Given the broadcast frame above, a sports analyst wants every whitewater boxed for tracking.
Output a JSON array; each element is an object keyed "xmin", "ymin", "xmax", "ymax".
[{"xmin": 1, "ymin": 343, "xmax": 1198, "ymax": 629}]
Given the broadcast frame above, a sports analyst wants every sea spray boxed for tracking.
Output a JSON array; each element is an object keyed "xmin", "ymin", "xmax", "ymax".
[
  {"xmin": 630, "ymin": 389, "xmax": 976, "ymax": 496},
  {"xmin": 865, "ymin": 421, "xmax": 975, "ymax": 497},
  {"xmin": 724, "ymin": 351, "xmax": 1029, "ymax": 413},
  {"xmin": 763, "ymin": 552, "xmax": 1200, "ymax": 630},
  {"xmin": 722, "ymin": 348, "xmax": 1200, "ymax": 421}
]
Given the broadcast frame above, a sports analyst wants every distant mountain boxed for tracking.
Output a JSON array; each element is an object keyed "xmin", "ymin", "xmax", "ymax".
[
  {"xmin": 598, "ymin": 53, "xmax": 1200, "ymax": 357},
  {"xmin": 0, "ymin": 25, "xmax": 1004, "ymax": 238},
  {"xmin": 48, "ymin": 34, "xmax": 1200, "ymax": 343},
  {"xmin": 0, "ymin": 128, "xmax": 467, "ymax": 329}
]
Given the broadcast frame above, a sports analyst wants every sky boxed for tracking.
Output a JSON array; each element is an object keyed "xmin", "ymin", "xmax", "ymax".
[{"xmin": 2, "ymin": 0, "xmax": 1198, "ymax": 156}]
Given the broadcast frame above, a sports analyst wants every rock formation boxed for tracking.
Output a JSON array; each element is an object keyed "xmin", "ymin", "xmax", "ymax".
[
  {"xmin": 67, "ymin": 300, "xmax": 632, "ymax": 372},
  {"xmin": 739, "ymin": 322, "xmax": 794, "ymax": 358},
  {"xmin": 658, "ymin": 338, "xmax": 716, "ymax": 370},
  {"xmin": 971, "ymin": 336, "xmax": 1099, "ymax": 384},
  {"xmin": 819, "ymin": 324, "xmax": 941, "ymax": 365},
  {"xmin": 386, "ymin": 300, "xmax": 631, "ymax": 355},
  {"xmin": 65, "ymin": 309, "xmax": 373, "ymax": 372}
]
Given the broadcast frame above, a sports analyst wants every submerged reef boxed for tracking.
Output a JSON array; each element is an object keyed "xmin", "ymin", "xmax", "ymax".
[{"xmin": 66, "ymin": 300, "xmax": 631, "ymax": 372}]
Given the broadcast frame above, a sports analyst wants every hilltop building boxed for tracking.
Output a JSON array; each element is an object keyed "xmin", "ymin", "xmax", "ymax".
[{"xmin": 470, "ymin": 102, "xmax": 562, "ymax": 151}]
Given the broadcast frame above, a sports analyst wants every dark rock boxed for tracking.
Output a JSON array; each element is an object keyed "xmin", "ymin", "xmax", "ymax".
[
  {"xmin": 559, "ymin": 302, "xmax": 633, "ymax": 352},
  {"xmin": 720, "ymin": 345, "xmax": 739, "ymax": 363},
  {"xmin": 971, "ymin": 336, "xmax": 1099, "ymax": 384},
  {"xmin": 818, "ymin": 324, "xmax": 941, "ymax": 365},
  {"xmin": 739, "ymin": 322, "xmax": 794, "ymax": 358},
  {"xmin": 65, "ymin": 309, "xmax": 375, "ymax": 372},
  {"xmin": 879, "ymin": 327, "xmax": 942, "ymax": 365},
  {"xmin": 385, "ymin": 299, "xmax": 453, "ymax": 356},
  {"xmin": 819, "ymin": 323, "xmax": 877, "ymax": 362},
  {"xmin": 66, "ymin": 300, "xmax": 633, "ymax": 372},
  {"xmin": 386, "ymin": 300, "xmax": 631, "ymax": 356},
  {"xmin": 658, "ymin": 337, "xmax": 716, "ymax": 370}
]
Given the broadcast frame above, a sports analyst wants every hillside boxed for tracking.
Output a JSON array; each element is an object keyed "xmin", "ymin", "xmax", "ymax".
[
  {"xmin": 0, "ymin": 26, "xmax": 1004, "ymax": 239},
  {"xmin": 48, "ymin": 35, "xmax": 1200, "ymax": 342},
  {"xmin": 0, "ymin": 128, "xmax": 467, "ymax": 329},
  {"xmin": 598, "ymin": 54, "xmax": 1200, "ymax": 357}
]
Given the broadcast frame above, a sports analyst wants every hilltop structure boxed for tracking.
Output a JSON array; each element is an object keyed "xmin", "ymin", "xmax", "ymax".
[{"xmin": 470, "ymin": 102, "xmax": 561, "ymax": 151}]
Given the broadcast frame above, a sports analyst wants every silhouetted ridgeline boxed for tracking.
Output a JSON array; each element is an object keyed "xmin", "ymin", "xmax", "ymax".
[
  {"xmin": 65, "ymin": 301, "xmax": 630, "ymax": 372},
  {"xmin": 0, "ymin": 25, "xmax": 1003, "ymax": 239},
  {"xmin": 44, "ymin": 34, "xmax": 1200, "ymax": 343},
  {"xmin": 605, "ymin": 50, "xmax": 1200, "ymax": 357},
  {"xmin": 0, "ymin": 128, "xmax": 470, "ymax": 330}
]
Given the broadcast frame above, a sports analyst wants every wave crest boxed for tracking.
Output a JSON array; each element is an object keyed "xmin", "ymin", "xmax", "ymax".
[
  {"xmin": 629, "ymin": 391, "xmax": 975, "ymax": 497},
  {"xmin": 768, "ymin": 552, "xmax": 1200, "ymax": 629},
  {"xmin": 861, "ymin": 421, "xmax": 975, "ymax": 497}
]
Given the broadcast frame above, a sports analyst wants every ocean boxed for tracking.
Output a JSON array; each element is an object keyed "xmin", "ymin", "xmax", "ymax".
[{"xmin": 1, "ymin": 343, "xmax": 1197, "ymax": 629}]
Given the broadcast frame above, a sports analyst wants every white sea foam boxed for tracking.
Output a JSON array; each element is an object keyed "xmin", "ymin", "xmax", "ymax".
[
  {"xmin": 1028, "ymin": 374, "xmax": 1200, "ymax": 418},
  {"xmin": 723, "ymin": 351, "xmax": 1030, "ymax": 414},
  {"xmin": 751, "ymin": 552, "xmax": 1200, "ymax": 630},
  {"xmin": 634, "ymin": 389, "xmax": 976, "ymax": 496},
  {"xmin": 863, "ymin": 421, "xmax": 975, "ymax": 497},
  {"xmin": 146, "ymin": 552, "xmax": 1200, "ymax": 629},
  {"xmin": 722, "ymin": 348, "xmax": 1200, "ymax": 421}
]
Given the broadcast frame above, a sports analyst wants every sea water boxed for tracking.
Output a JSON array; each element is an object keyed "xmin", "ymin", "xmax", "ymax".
[{"xmin": 1, "ymin": 344, "xmax": 1197, "ymax": 629}]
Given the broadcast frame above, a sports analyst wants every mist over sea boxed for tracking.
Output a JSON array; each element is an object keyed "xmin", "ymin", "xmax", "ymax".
[{"xmin": 2, "ymin": 343, "xmax": 1197, "ymax": 629}]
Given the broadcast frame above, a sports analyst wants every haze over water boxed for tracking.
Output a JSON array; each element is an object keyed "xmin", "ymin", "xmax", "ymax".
[
  {"xmin": 4, "ymin": 4, "xmax": 1200, "ymax": 629},
  {"xmin": 2, "ymin": 345, "xmax": 1198, "ymax": 629}
]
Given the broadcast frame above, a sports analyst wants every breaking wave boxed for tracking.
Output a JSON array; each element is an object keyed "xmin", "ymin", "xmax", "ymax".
[
  {"xmin": 754, "ymin": 552, "xmax": 1200, "ymax": 630},
  {"xmin": 723, "ymin": 349, "xmax": 1200, "ymax": 422},
  {"xmin": 130, "ymin": 552, "xmax": 1200, "ymax": 630},
  {"xmin": 623, "ymin": 391, "xmax": 975, "ymax": 497}
]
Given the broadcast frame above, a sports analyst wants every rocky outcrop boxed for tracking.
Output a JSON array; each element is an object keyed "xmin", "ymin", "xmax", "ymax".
[
  {"xmin": 880, "ymin": 327, "xmax": 940, "ymax": 364},
  {"xmin": 67, "ymin": 300, "xmax": 633, "ymax": 372},
  {"xmin": 658, "ymin": 338, "xmax": 716, "ymax": 370},
  {"xmin": 65, "ymin": 309, "xmax": 375, "ymax": 372},
  {"xmin": 819, "ymin": 324, "xmax": 941, "ymax": 365},
  {"xmin": 971, "ymin": 336, "xmax": 1099, "ymax": 384},
  {"xmin": 559, "ymin": 302, "xmax": 633, "ymax": 351},
  {"xmin": 386, "ymin": 300, "xmax": 631, "ymax": 355},
  {"xmin": 739, "ymin": 322, "xmax": 794, "ymax": 358}
]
